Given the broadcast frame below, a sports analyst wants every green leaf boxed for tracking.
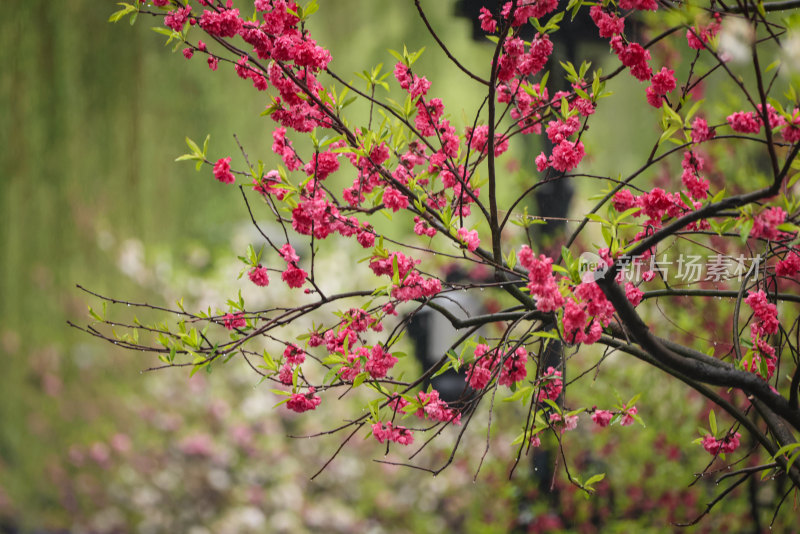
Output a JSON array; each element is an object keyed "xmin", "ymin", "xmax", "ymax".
[
  {"xmin": 584, "ymin": 473, "xmax": 606, "ymax": 486},
  {"xmin": 708, "ymin": 409, "xmax": 717, "ymax": 435},
  {"xmin": 108, "ymin": 2, "xmax": 135, "ymax": 23}
]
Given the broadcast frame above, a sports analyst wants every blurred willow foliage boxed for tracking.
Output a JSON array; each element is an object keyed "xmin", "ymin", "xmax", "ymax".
[{"xmin": 0, "ymin": 1, "xmax": 498, "ymax": 530}]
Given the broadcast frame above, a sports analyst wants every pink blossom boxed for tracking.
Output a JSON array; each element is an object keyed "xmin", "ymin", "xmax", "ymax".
[
  {"xmin": 213, "ymin": 157, "xmax": 235, "ymax": 184},
  {"xmin": 372, "ymin": 422, "xmax": 414, "ymax": 445},
  {"xmin": 208, "ymin": 56, "xmax": 218, "ymax": 71},
  {"xmin": 499, "ymin": 347, "xmax": 528, "ymax": 386},
  {"xmin": 414, "ymin": 216, "xmax": 437, "ymax": 237},
  {"xmin": 727, "ymin": 111, "xmax": 762, "ymax": 134},
  {"xmin": 546, "ymin": 116, "xmax": 580, "ymax": 144},
  {"xmin": 781, "ymin": 108, "xmax": 800, "ymax": 143},
  {"xmin": 382, "ymin": 187, "xmax": 409, "ymax": 212},
  {"xmin": 357, "ymin": 229, "xmax": 375, "ymax": 248},
  {"xmin": 417, "ymin": 389, "xmax": 461, "ymax": 424},
  {"xmin": 687, "ymin": 14, "xmax": 722, "ymax": 50},
  {"xmin": 702, "ymin": 432, "xmax": 741, "ymax": 455},
  {"xmin": 535, "ymin": 152, "xmax": 549, "ymax": 171},
  {"xmin": 199, "ymin": 8, "xmax": 242, "ymax": 38},
  {"xmin": 619, "ymin": 0, "xmax": 658, "ymax": 10},
  {"xmin": 248, "ymin": 265, "xmax": 269, "ymax": 287},
  {"xmin": 549, "ymin": 140, "xmax": 585, "ymax": 172},
  {"xmin": 519, "ymin": 248, "xmax": 564, "ymax": 312},
  {"xmin": 303, "ymin": 151, "xmax": 339, "ymax": 180},
  {"xmin": 592, "ymin": 410, "xmax": 614, "ymax": 427},
  {"xmin": 691, "ymin": 116, "xmax": 716, "ymax": 143},
  {"xmin": 280, "ymin": 243, "xmax": 300, "ymax": 263},
  {"xmin": 549, "ymin": 413, "xmax": 578, "ymax": 433},
  {"xmin": 750, "ymin": 207, "xmax": 786, "ymax": 241},
  {"xmin": 223, "ymin": 312, "xmax": 246, "ymax": 330},
  {"xmin": 164, "ymin": 5, "xmax": 192, "ymax": 32},
  {"xmin": 478, "ymin": 7, "xmax": 497, "ymax": 32},
  {"xmin": 282, "ymin": 265, "xmax": 307, "ymax": 288},
  {"xmin": 538, "ymin": 366, "xmax": 563, "ymax": 401},
  {"xmin": 681, "ymin": 151, "xmax": 710, "ymax": 199},
  {"xmin": 393, "ymin": 62, "xmax": 411, "ymax": 90},
  {"xmin": 278, "ymin": 363, "xmax": 293, "ymax": 385},
  {"xmin": 182, "ymin": 48, "xmax": 194, "ymax": 60},
  {"xmin": 616, "ymin": 41, "xmax": 652, "ymax": 81},
  {"xmin": 745, "ymin": 290, "xmax": 779, "ymax": 336},
  {"xmin": 283, "ymin": 344, "xmax": 305, "ymax": 365},
  {"xmin": 286, "ymin": 388, "xmax": 321, "ymax": 413},
  {"xmin": 457, "ymin": 228, "xmax": 480, "ymax": 252},
  {"xmin": 613, "ymin": 189, "xmax": 637, "ymax": 212},
  {"xmin": 620, "ymin": 405, "xmax": 638, "ymax": 426},
  {"xmin": 776, "ymin": 252, "xmax": 800, "ymax": 277},
  {"xmin": 625, "ymin": 282, "xmax": 643, "ymax": 306},
  {"xmin": 590, "ymin": 5, "xmax": 625, "ymax": 38},
  {"xmin": 650, "ymin": 67, "xmax": 676, "ymax": 95},
  {"xmin": 365, "ymin": 345, "xmax": 398, "ymax": 378},
  {"xmin": 467, "ymin": 344, "xmax": 496, "ymax": 390}
]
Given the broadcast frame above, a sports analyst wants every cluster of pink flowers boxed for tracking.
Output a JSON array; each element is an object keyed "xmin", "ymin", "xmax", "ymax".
[
  {"xmin": 681, "ymin": 151, "xmax": 710, "ymax": 200},
  {"xmin": 248, "ymin": 265, "xmax": 270, "ymax": 287},
  {"xmin": 416, "ymin": 390, "xmax": 462, "ymax": 425},
  {"xmin": 478, "ymin": 7, "xmax": 496, "ymax": 33},
  {"xmin": 465, "ymin": 125, "xmax": 509, "ymax": 157},
  {"xmin": 589, "ymin": 5, "xmax": 625, "ymax": 38},
  {"xmin": 278, "ymin": 243, "xmax": 307, "ymax": 289},
  {"xmin": 372, "ymin": 422, "xmax": 414, "ymax": 445},
  {"xmin": 369, "ymin": 250, "xmax": 441, "ymax": 302},
  {"xmin": 549, "ymin": 412, "xmax": 579, "ymax": 434},
  {"xmin": 253, "ymin": 169, "xmax": 288, "ymax": 200},
  {"xmin": 687, "ymin": 13, "xmax": 722, "ymax": 50},
  {"xmin": 620, "ymin": 405, "xmax": 638, "ymax": 426},
  {"xmin": 364, "ymin": 345, "xmax": 398, "ymax": 379},
  {"xmin": 618, "ymin": 0, "xmax": 658, "ymax": 10},
  {"xmin": 610, "ymin": 36, "xmax": 652, "ymax": 82},
  {"xmin": 498, "ymin": 34, "xmax": 553, "ymax": 82},
  {"xmin": 303, "ymin": 151, "xmax": 340, "ymax": 181},
  {"xmin": 624, "ymin": 282, "xmax": 643, "ymax": 307},
  {"xmin": 271, "ymin": 127, "xmax": 301, "ymax": 171},
  {"xmin": 776, "ymin": 251, "xmax": 800, "ymax": 277},
  {"xmin": 701, "ymin": 432, "xmax": 741, "ymax": 455},
  {"xmin": 591, "ymin": 409, "xmax": 614, "ymax": 427},
  {"xmin": 612, "ymin": 183, "xmax": 707, "ymax": 238},
  {"xmin": 287, "ymin": 387, "xmax": 321, "ymax": 413},
  {"xmin": 563, "ymin": 282, "xmax": 615, "ymax": 345},
  {"xmin": 518, "ymin": 246, "xmax": 564, "ymax": 312},
  {"xmin": 749, "ymin": 206, "xmax": 787, "ymax": 241},
  {"xmin": 646, "ymin": 67, "xmax": 676, "ymax": 108},
  {"xmin": 727, "ymin": 111, "xmax": 762, "ymax": 134},
  {"xmin": 283, "ymin": 343, "xmax": 306, "ymax": 365},
  {"xmin": 743, "ymin": 290, "xmax": 778, "ymax": 379},
  {"xmin": 164, "ymin": 5, "xmax": 192, "ymax": 32},
  {"xmin": 413, "ymin": 216, "xmax": 437, "ymax": 237},
  {"xmin": 213, "ymin": 157, "xmax": 235, "ymax": 184},
  {"xmin": 457, "ymin": 227, "xmax": 480, "ymax": 252},
  {"xmin": 223, "ymin": 312, "xmax": 246, "ymax": 330},
  {"xmin": 538, "ymin": 366, "xmax": 563, "ymax": 401},
  {"xmin": 465, "ymin": 343, "xmax": 530, "ymax": 390},
  {"xmin": 691, "ymin": 116, "xmax": 716, "ymax": 144},
  {"xmin": 466, "ymin": 344, "xmax": 496, "ymax": 390}
]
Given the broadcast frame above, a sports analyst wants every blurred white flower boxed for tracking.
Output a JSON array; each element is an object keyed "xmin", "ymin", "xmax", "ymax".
[{"xmin": 719, "ymin": 18, "xmax": 754, "ymax": 63}]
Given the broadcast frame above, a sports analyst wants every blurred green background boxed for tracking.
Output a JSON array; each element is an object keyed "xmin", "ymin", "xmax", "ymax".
[{"xmin": 1, "ymin": 1, "xmax": 795, "ymax": 533}]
